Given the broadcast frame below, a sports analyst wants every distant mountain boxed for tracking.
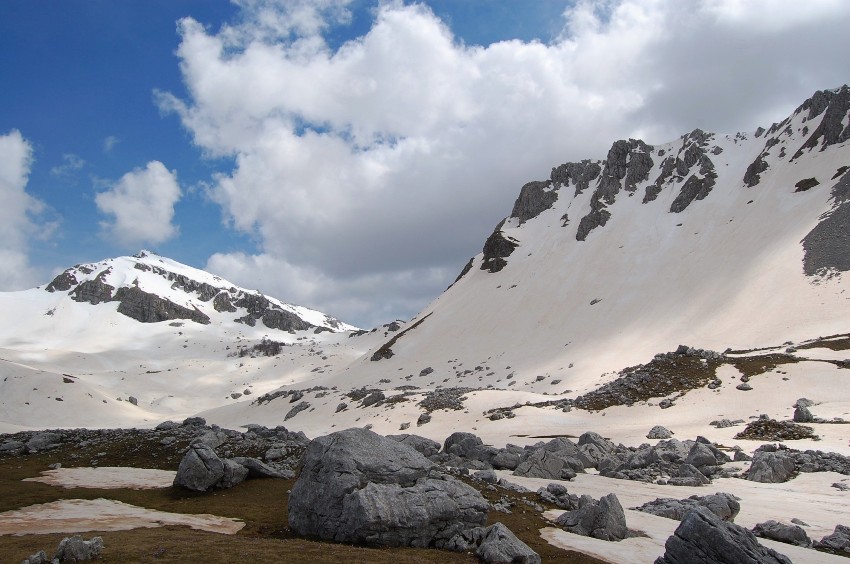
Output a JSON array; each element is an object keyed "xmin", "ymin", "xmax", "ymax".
[{"xmin": 38, "ymin": 250, "xmax": 355, "ymax": 334}]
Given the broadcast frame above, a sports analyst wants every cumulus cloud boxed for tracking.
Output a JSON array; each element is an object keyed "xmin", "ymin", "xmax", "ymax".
[
  {"xmin": 162, "ymin": 0, "xmax": 850, "ymax": 326},
  {"xmin": 95, "ymin": 161, "xmax": 182, "ymax": 247},
  {"xmin": 0, "ymin": 130, "xmax": 48, "ymax": 289}
]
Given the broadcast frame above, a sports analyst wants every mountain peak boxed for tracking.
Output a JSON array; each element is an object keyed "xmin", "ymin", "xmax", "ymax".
[{"xmin": 41, "ymin": 252, "xmax": 356, "ymax": 333}]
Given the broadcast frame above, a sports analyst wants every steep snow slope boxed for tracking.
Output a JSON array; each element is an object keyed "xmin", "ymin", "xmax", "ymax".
[
  {"xmin": 318, "ymin": 86, "xmax": 850, "ymax": 395},
  {"xmin": 196, "ymin": 87, "xmax": 850, "ymax": 452}
]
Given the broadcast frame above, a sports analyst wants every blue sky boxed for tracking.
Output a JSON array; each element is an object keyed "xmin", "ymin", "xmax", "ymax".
[{"xmin": 1, "ymin": 0, "xmax": 849, "ymax": 327}]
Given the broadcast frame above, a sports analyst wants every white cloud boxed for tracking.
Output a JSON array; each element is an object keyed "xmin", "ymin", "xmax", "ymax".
[
  {"xmin": 95, "ymin": 161, "xmax": 182, "ymax": 247},
  {"xmin": 50, "ymin": 153, "xmax": 85, "ymax": 178},
  {"xmin": 0, "ymin": 130, "xmax": 48, "ymax": 289},
  {"xmin": 162, "ymin": 0, "xmax": 850, "ymax": 326}
]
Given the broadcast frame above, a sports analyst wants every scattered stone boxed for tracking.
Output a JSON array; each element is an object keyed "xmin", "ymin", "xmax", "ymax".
[
  {"xmin": 751, "ymin": 520, "xmax": 812, "ymax": 547},
  {"xmin": 53, "ymin": 535, "xmax": 104, "ymax": 562},
  {"xmin": 832, "ymin": 482, "xmax": 850, "ymax": 491},
  {"xmin": 21, "ymin": 550, "xmax": 49, "ymax": 564},
  {"xmin": 736, "ymin": 383, "xmax": 753, "ymax": 391},
  {"xmin": 711, "ymin": 419, "xmax": 744, "ymax": 428},
  {"xmin": 555, "ymin": 493, "xmax": 628, "ymax": 541},
  {"xmin": 335, "ymin": 402, "xmax": 348, "ymax": 413},
  {"xmin": 654, "ymin": 508, "xmax": 792, "ymax": 564},
  {"xmin": 417, "ymin": 412, "xmax": 431, "ymax": 426}
]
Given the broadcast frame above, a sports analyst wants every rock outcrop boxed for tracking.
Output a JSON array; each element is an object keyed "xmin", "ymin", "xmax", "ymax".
[
  {"xmin": 554, "ymin": 493, "xmax": 628, "ymax": 541},
  {"xmin": 633, "ymin": 493, "xmax": 740, "ymax": 522},
  {"xmin": 751, "ymin": 520, "xmax": 812, "ymax": 547},
  {"xmin": 288, "ymin": 428, "xmax": 489, "ymax": 548},
  {"xmin": 654, "ymin": 508, "xmax": 792, "ymax": 564}
]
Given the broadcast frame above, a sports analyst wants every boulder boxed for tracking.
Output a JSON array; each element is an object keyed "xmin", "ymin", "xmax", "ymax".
[
  {"xmin": 476, "ymin": 522, "xmax": 541, "ymax": 564},
  {"xmin": 182, "ymin": 416, "xmax": 206, "ymax": 426},
  {"xmin": 54, "ymin": 535, "xmax": 104, "ymax": 562},
  {"xmin": 443, "ymin": 432, "xmax": 485, "ymax": 459},
  {"xmin": 514, "ymin": 448, "xmax": 580, "ymax": 480},
  {"xmin": 230, "ymin": 456, "xmax": 295, "ymax": 479},
  {"xmin": 647, "ymin": 426, "xmax": 674, "ymax": 439},
  {"xmin": 815, "ymin": 524, "xmax": 850, "ymax": 554},
  {"xmin": 555, "ymin": 493, "xmax": 628, "ymax": 541},
  {"xmin": 288, "ymin": 428, "xmax": 488, "ymax": 548},
  {"xmin": 747, "ymin": 450, "xmax": 796, "ymax": 483},
  {"xmin": 26, "ymin": 432, "xmax": 62, "ymax": 453},
  {"xmin": 21, "ymin": 550, "xmax": 48, "ymax": 564},
  {"xmin": 752, "ymin": 520, "xmax": 812, "ymax": 547},
  {"xmin": 386, "ymin": 434, "xmax": 441, "ymax": 457},
  {"xmin": 654, "ymin": 508, "xmax": 792, "ymax": 564},
  {"xmin": 793, "ymin": 406, "xmax": 814, "ymax": 423},
  {"xmin": 218, "ymin": 459, "xmax": 249, "ymax": 489},
  {"xmin": 633, "ymin": 493, "xmax": 740, "ymax": 521},
  {"xmin": 0, "ymin": 440, "xmax": 25, "ymax": 455},
  {"xmin": 191, "ymin": 430, "xmax": 227, "ymax": 449},
  {"xmin": 173, "ymin": 444, "xmax": 225, "ymax": 491}
]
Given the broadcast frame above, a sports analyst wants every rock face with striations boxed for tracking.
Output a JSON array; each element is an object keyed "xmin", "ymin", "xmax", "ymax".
[
  {"xmin": 114, "ymin": 286, "xmax": 211, "ymax": 325},
  {"xmin": 288, "ymin": 427, "xmax": 489, "ymax": 548},
  {"xmin": 654, "ymin": 508, "xmax": 792, "ymax": 564}
]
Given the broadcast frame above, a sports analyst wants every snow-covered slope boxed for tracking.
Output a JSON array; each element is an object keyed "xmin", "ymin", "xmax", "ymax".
[
  {"xmin": 317, "ymin": 85, "xmax": 850, "ymax": 393},
  {"xmin": 2, "ymin": 87, "xmax": 849, "ymax": 446},
  {"xmin": 0, "ymin": 251, "xmax": 364, "ymax": 431},
  {"xmin": 192, "ymin": 86, "xmax": 850, "ymax": 454}
]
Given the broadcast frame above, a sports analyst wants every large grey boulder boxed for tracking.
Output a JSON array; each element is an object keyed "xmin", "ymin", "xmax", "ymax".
[
  {"xmin": 752, "ymin": 520, "xmax": 812, "ymax": 547},
  {"xmin": 26, "ymin": 432, "xmax": 62, "ymax": 453},
  {"xmin": 815, "ymin": 524, "xmax": 850, "ymax": 554},
  {"xmin": 555, "ymin": 493, "xmax": 628, "ymax": 541},
  {"xmin": 513, "ymin": 448, "xmax": 581, "ymax": 480},
  {"xmin": 173, "ymin": 444, "xmax": 225, "ymax": 491},
  {"xmin": 443, "ymin": 431, "xmax": 485, "ymax": 458},
  {"xmin": 288, "ymin": 427, "xmax": 488, "ymax": 548},
  {"xmin": 747, "ymin": 449, "xmax": 796, "ymax": 483},
  {"xmin": 633, "ymin": 493, "xmax": 740, "ymax": 521},
  {"xmin": 654, "ymin": 508, "xmax": 792, "ymax": 564},
  {"xmin": 54, "ymin": 535, "xmax": 104, "ymax": 562}
]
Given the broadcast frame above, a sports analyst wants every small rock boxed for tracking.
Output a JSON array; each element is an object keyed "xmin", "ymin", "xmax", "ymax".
[{"xmin": 647, "ymin": 426, "xmax": 674, "ymax": 439}]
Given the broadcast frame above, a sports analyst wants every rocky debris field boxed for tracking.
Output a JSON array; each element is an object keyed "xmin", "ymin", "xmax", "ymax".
[{"xmin": 3, "ymin": 421, "xmax": 850, "ymax": 563}]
